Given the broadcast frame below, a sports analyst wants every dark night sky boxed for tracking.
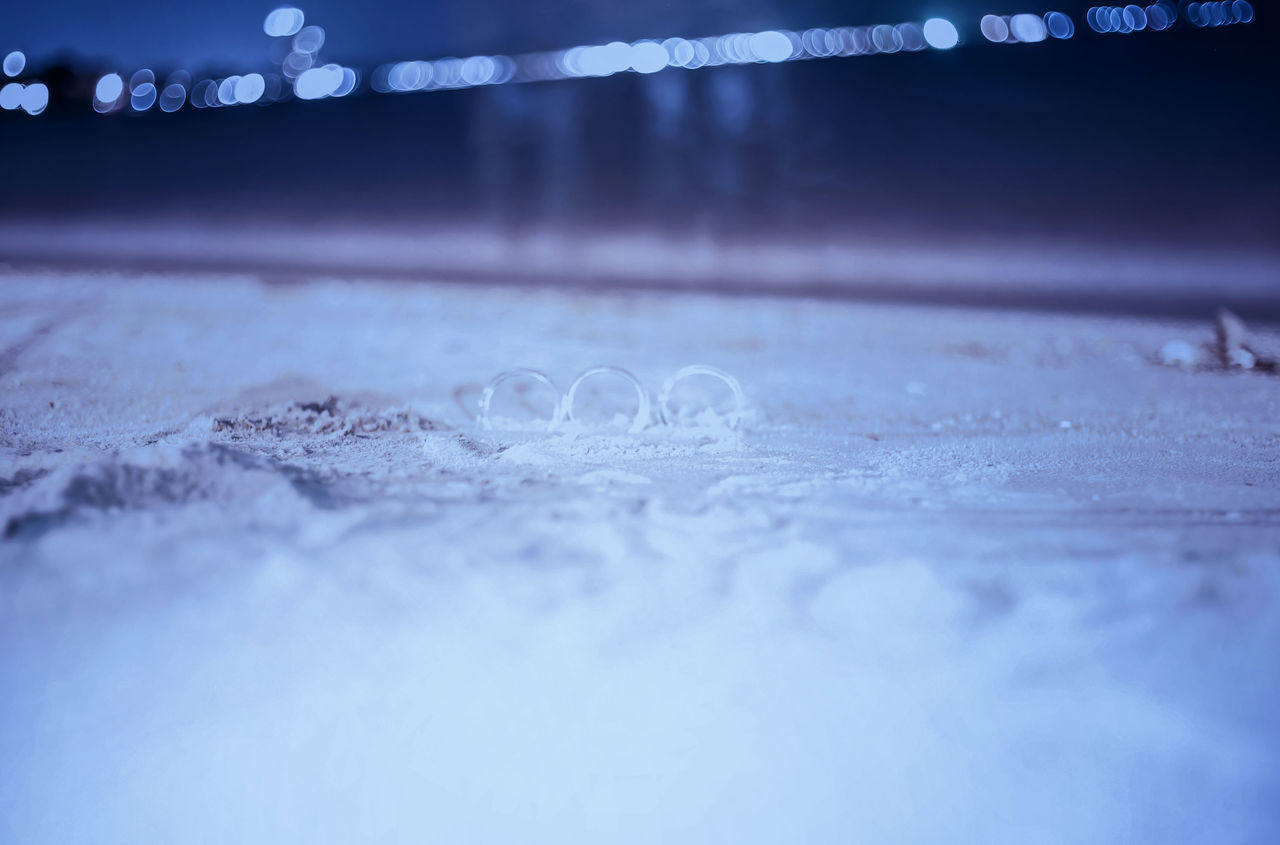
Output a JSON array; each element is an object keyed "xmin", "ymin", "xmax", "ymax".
[{"xmin": 5, "ymin": 2, "xmax": 1102, "ymax": 70}]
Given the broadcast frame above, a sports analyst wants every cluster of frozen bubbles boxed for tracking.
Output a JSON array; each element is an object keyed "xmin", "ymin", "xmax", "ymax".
[{"xmin": 479, "ymin": 365, "xmax": 746, "ymax": 434}]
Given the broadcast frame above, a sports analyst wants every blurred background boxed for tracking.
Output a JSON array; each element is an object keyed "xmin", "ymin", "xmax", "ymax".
[{"xmin": 0, "ymin": 2, "xmax": 1275, "ymax": 314}]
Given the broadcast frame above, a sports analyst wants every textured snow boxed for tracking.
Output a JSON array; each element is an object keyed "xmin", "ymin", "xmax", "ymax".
[{"xmin": 1, "ymin": 271, "xmax": 1278, "ymax": 843}]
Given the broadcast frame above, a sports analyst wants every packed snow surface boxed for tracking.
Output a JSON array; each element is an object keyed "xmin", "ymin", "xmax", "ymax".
[{"xmin": 1, "ymin": 271, "xmax": 1278, "ymax": 843}]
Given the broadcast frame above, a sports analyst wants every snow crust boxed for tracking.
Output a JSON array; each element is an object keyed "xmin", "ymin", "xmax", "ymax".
[{"xmin": 1, "ymin": 271, "xmax": 1278, "ymax": 843}]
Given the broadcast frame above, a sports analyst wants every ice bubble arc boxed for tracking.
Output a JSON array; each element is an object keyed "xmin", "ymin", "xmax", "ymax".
[
  {"xmin": 658, "ymin": 364, "xmax": 746, "ymax": 429},
  {"xmin": 479, "ymin": 368, "xmax": 563, "ymax": 431},
  {"xmin": 564, "ymin": 366, "xmax": 651, "ymax": 434}
]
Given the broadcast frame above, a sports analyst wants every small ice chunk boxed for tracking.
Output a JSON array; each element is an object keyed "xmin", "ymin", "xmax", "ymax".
[
  {"xmin": 1227, "ymin": 347, "xmax": 1256, "ymax": 370},
  {"xmin": 906, "ymin": 381, "xmax": 927, "ymax": 396},
  {"xmin": 1158, "ymin": 340, "xmax": 1199, "ymax": 368}
]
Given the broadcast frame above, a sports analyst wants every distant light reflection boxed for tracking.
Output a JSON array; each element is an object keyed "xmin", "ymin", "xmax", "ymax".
[
  {"xmin": 922, "ymin": 19, "xmax": 960, "ymax": 49},
  {"xmin": 217, "ymin": 77, "xmax": 238, "ymax": 105},
  {"xmin": 2, "ymin": 80, "xmax": 50, "ymax": 116},
  {"xmin": 983, "ymin": 11, "xmax": 1085, "ymax": 43},
  {"xmin": 897, "ymin": 23, "xmax": 926, "ymax": 52},
  {"xmin": 293, "ymin": 25, "xmax": 325, "ymax": 55},
  {"xmin": 261, "ymin": 73, "xmax": 284, "ymax": 101},
  {"xmin": 0, "ymin": 82, "xmax": 22, "ymax": 110},
  {"xmin": 663, "ymin": 38, "xmax": 695, "ymax": 68},
  {"xmin": 130, "ymin": 81, "xmax": 157, "ymax": 111},
  {"xmin": 159, "ymin": 82, "xmax": 186, "ymax": 112},
  {"xmin": 1010, "ymin": 14, "xmax": 1048, "ymax": 42},
  {"xmin": 71, "ymin": 8, "xmax": 1257, "ymax": 118},
  {"xmin": 460, "ymin": 55, "xmax": 496, "ymax": 85},
  {"xmin": 282, "ymin": 50, "xmax": 313, "ymax": 78},
  {"xmin": 1087, "ymin": 3, "xmax": 1210, "ymax": 32},
  {"xmin": 20, "ymin": 82, "xmax": 48, "ymax": 115},
  {"xmin": 294, "ymin": 64, "xmax": 344, "ymax": 99},
  {"xmin": 1044, "ymin": 12, "xmax": 1076, "ymax": 39},
  {"xmin": 871, "ymin": 24, "xmax": 903, "ymax": 53},
  {"xmin": 579, "ymin": 42, "xmax": 632, "ymax": 77},
  {"xmin": 333, "ymin": 66, "xmax": 359, "ymax": 97},
  {"xmin": 433, "ymin": 58, "xmax": 462, "ymax": 87},
  {"xmin": 190, "ymin": 79, "xmax": 215, "ymax": 108},
  {"xmin": 1184, "ymin": 0, "xmax": 1254, "ymax": 26},
  {"xmin": 235, "ymin": 73, "xmax": 266, "ymax": 104},
  {"xmin": 3, "ymin": 51, "xmax": 25, "ymax": 77},
  {"xmin": 629, "ymin": 41, "xmax": 669, "ymax": 74},
  {"xmin": 980, "ymin": 15, "xmax": 1011, "ymax": 42},
  {"xmin": 93, "ymin": 73, "xmax": 124, "ymax": 113},
  {"xmin": 129, "ymin": 69, "xmax": 155, "ymax": 91},
  {"xmin": 373, "ymin": 15, "xmax": 973, "ymax": 99},
  {"xmin": 802, "ymin": 28, "xmax": 835, "ymax": 58},
  {"xmin": 749, "ymin": 30, "xmax": 794, "ymax": 63},
  {"xmin": 263, "ymin": 7, "xmax": 305, "ymax": 38}
]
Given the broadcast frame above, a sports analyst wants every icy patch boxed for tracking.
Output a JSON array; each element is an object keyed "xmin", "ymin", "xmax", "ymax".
[{"xmin": 3, "ymin": 273, "xmax": 1280, "ymax": 844}]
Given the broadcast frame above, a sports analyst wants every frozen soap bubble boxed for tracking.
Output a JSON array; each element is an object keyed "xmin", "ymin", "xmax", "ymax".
[
  {"xmin": 479, "ymin": 364, "xmax": 747, "ymax": 434},
  {"xmin": 658, "ymin": 365, "xmax": 746, "ymax": 430},
  {"xmin": 479, "ymin": 369, "xmax": 563, "ymax": 431},
  {"xmin": 563, "ymin": 366, "xmax": 651, "ymax": 434}
]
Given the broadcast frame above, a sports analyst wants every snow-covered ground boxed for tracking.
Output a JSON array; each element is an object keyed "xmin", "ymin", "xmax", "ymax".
[{"xmin": 2, "ymin": 270, "xmax": 1278, "ymax": 843}]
